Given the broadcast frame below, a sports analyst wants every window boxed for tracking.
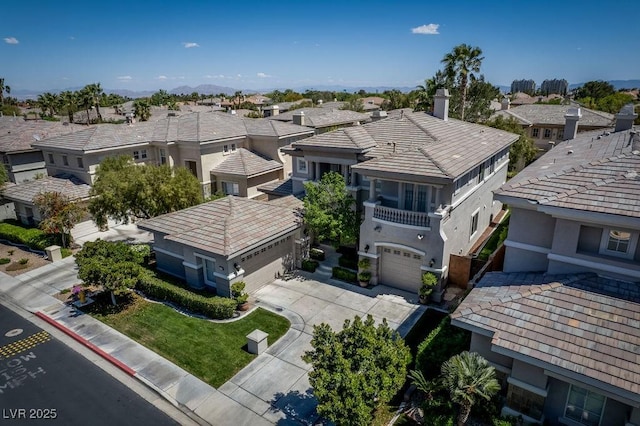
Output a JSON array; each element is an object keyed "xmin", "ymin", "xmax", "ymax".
[
  {"xmin": 222, "ymin": 181, "xmax": 239, "ymax": 196},
  {"xmin": 544, "ymin": 128, "xmax": 552, "ymax": 138},
  {"xmin": 478, "ymin": 164, "xmax": 486, "ymax": 181},
  {"xmin": 203, "ymin": 258, "xmax": 216, "ymax": 284},
  {"xmin": 140, "ymin": 149, "xmax": 147, "ymax": 159},
  {"xmin": 62, "ymin": 155, "xmax": 68, "ymax": 166},
  {"xmin": 48, "ymin": 153, "xmax": 54, "ymax": 164},
  {"xmin": 297, "ymin": 158, "xmax": 308, "ymax": 174},
  {"xmin": 223, "ymin": 145, "xmax": 229, "ymax": 155},
  {"xmin": 557, "ymin": 129, "xmax": 564, "ymax": 140},
  {"xmin": 133, "ymin": 151, "xmax": 140, "ymax": 160},
  {"xmin": 77, "ymin": 157, "xmax": 84, "ymax": 168},
  {"xmin": 565, "ymin": 385, "xmax": 605, "ymax": 426},
  {"xmin": 506, "ymin": 384, "xmax": 544, "ymax": 420},
  {"xmin": 470, "ymin": 211, "xmax": 479, "ymax": 237},
  {"xmin": 231, "ymin": 143, "xmax": 237, "ymax": 152},
  {"xmin": 159, "ymin": 149, "xmax": 167, "ymax": 165},
  {"xmin": 599, "ymin": 228, "xmax": 637, "ymax": 259},
  {"xmin": 532, "ymin": 128, "xmax": 539, "ymax": 138},
  {"xmin": 185, "ymin": 160, "xmax": 198, "ymax": 178}
]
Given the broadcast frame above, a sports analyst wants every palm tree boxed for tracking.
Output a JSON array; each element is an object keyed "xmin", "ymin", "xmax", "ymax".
[
  {"xmin": 441, "ymin": 351, "xmax": 500, "ymax": 426},
  {"xmin": 37, "ymin": 92, "xmax": 59, "ymax": 117},
  {"xmin": 77, "ymin": 88, "xmax": 94, "ymax": 124},
  {"xmin": 85, "ymin": 83, "xmax": 103, "ymax": 122},
  {"xmin": 0, "ymin": 78, "xmax": 10, "ymax": 105},
  {"xmin": 441, "ymin": 44, "xmax": 483, "ymax": 121},
  {"xmin": 59, "ymin": 91, "xmax": 78, "ymax": 123},
  {"xmin": 233, "ymin": 90, "xmax": 243, "ymax": 110}
]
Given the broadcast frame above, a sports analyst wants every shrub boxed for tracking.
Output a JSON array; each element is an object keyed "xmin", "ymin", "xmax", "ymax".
[
  {"xmin": 301, "ymin": 259, "xmax": 319, "ymax": 272},
  {"xmin": 135, "ymin": 275, "xmax": 236, "ymax": 320},
  {"xmin": 415, "ymin": 316, "xmax": 471, "ymax": 379},
  {"xmin": 357, "ymin": 257, "xmax": 370, "ymax": 270},
  {"xmin": 0, "ymin": 221, "xmax": 56, "ymax": 250},
  {"xmin": 358, "ymin": 271, "xmax": 371, "ymax": 282},
  {"xmin": 338, "ymin": 256, "xmax": 358, "ymax": 270},
  {"xmin": 420, "ymin": 272, "xmax": 438, "ymax": 298},
  {"xmin": 309, "ymin": 248, "xmax": 325, "ymax": 261},
  {"xmin": 61, "ymin": 248, "xmax": 72, "ymax": 258},
  {"xmin": 7, "ymin": 250, "xmax": 14, "ymax": 256},
  {"xmin": 18, "ymin": 258, "xmax": 29, "ymax": 265},
  {"xmin": 230, "ymin": 281, "xmax": 248, "ymax": 306},
  {"xmin": 332, "ymin": 266, "xmax": 357, "ymax": 283},
  {"xmin": 0, "ymin": 258, "xmax": 9, "ymax": 265}
]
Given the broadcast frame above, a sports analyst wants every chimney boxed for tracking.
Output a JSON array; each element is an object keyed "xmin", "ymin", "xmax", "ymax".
[
  {"xmin": 501, "ymin": 98, "xmax": 510, "ymax": 110},
  {"xmin": 563, "ymin": 107, "xmax": 582, "ymax": 140},
  {"xmin": 272, "ymin": 105, "xmax": 279, "ymax": 116},
  {"xmin": 433, "ymin": 88, "xmax": 450, "ymax": 121},
  {"xmin": 317, "ymin": 99, "xmax": 323, "ymax": 105},
  {"xmin": 293, "ymin": 111, "xmax": 305, "ymax": 126},
  {"xmin": 614, "ymin": 103, "xmax": 638, "ymax": 132}
]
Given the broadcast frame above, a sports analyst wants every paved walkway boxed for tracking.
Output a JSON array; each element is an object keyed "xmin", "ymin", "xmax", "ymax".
[{"xmin": 0, "ymin": 241, "xmax": 425, "ymax": 425}]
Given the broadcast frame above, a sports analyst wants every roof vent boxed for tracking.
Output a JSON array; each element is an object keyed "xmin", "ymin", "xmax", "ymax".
[{"xmin": 567, "ymin": 150, "xmax": 574, "ymax": 154}]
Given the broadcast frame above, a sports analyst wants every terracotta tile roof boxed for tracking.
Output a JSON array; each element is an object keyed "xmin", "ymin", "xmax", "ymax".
[
  {"xmin": 138, "ymin": 196, "xmax": 302, "ymax": 257},
  {"xmin": 491, "ymin": 104, "xmax": 614, "ymax": 127},
  {"xmin": 347, "ymin": 109, "xmax": 518, "ymax": 179},
  {"xmin": 496, "ymin": 129, "xmax": 640, "ymax": 218},
  {"xmin": 211, "ymin": 148, "xmax": 282, "ymax": 177},
  {"xmin": 1, "ymin": 174, "xmax": 91, "ymax": 203},
  {"xmin": 452, "ymin": 271, "xmax": 640, "ymax": 399}
]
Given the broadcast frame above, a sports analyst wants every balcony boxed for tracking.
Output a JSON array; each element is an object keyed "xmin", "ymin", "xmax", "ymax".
[{"xmin": 373, "ymin": 205, "xmax": 430, "ymax": 228}]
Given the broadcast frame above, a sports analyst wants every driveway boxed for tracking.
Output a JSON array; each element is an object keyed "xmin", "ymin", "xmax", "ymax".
[{"xmin": 218, "ymin": 273, "xmax": 426, "ymax": 425}]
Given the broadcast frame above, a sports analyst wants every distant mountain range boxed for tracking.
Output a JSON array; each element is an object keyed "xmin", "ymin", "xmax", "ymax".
[{"xmin": 9, "ymin": 80, "xmax": 640, "ymax": 100}]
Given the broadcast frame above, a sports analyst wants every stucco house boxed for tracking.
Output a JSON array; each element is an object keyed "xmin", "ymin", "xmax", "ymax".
[
  {"xmin": 284, "ymin": 89, "xmax": 518, "ymax": 295},
  {"xmin": 268, "ymin": 107, "xmax": 370, "ymax": 134},
  {"xmin": 137, "ymin": 195, "xmax": 304, "ymax": 297},
  {"xmin": 30, "ymin": 112, "xmax": 313, "ymax": 198},
  {"xmin": 451, "ymin": 107, "xmax": 640, "ymax": 425}
]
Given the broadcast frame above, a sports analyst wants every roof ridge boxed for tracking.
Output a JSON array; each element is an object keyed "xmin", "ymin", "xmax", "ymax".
[
  {"xmin": 402, "ymin": 113, "xmax": 451, "ymax": 176},
  {"xmin": 223, "ymin": 196, "xmax": 234, "ymax": 255}
]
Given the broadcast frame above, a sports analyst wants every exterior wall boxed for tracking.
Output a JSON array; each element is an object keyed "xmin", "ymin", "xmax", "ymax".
[
  {"xmin": 7, "ymin": 151, "xmax": 47, "ymax": 183},
  {"xmin": 246, "ymin": 171, "xmax": 282, "ymax": 199},
  {"xmin": 0, "ymin": 200, "xmax": 16, "ymax": 221},
  {"xmin": 13, "ymin": 201, "xmax": 41, "ymax": 225},
  {"xmin": 503, "ymin": 207, "xmax": 556, "ymax": 273},
  {"xmin": 511, "ymin": 359, "xmax": 547, "ymax": 391},
  {"xmin": 469, "ymin": 333, "xmax": 513, "ymax": 371}
]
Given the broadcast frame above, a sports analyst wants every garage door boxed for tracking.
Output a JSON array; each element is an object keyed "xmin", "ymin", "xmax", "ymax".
[
  {"xmin": 379, "ymin": 247, "xmax": 423, "ymax": 292},
  {"xmin": 240, "ymin": 236, "xmax": 294, "ymax": 289}
]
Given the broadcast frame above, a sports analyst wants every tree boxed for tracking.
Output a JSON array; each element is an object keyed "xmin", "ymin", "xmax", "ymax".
[
  {"xmin": 340, "ymin": 97, "xmax": 364, "ymax": 112},
  {"xmin": 133, "ymin": 99, "xmax": 151, "ymax": 121},
  {"xmin": 303, "ymin": 171, "xmax": 358, "ymax": 246},
  {"xmin": 32, "ymin": 191, "xmax": 84, "ymax": 248},
  {"xmin": 441, "ymin": 351, "xmax": 500, "ymax": 426},
  {"xmin": 37, "ymin": 92, "xmax": 59, "ymax": 117},
  {"xmin": 458, "ymin": 76, "xmax": 499, "ymax": 123},
  {"xmin": 0, "ymin": 78, "xmax": 10, "ymax": 105},
  {"xmin": 485, "ymin": 115, "xmax": 537, "ymax": 172},
  {"xmin": 302, "ymin": 315, "xmax": 411, "ymax": 426},
  {"xmin": 595, "ymin": 92, "xmax": 635, "ymax": 114},
  {"xmin": 85, "ymin": 83, "xmax": 104, "ymax": 122},
  {"xmin": 89, "ymin": 156, "xmax": 203, "ymax": 228},
  {"xmin": 442, "ymin": 44, "xmax": 484, "ymax": 121},
  {"xmin": 77, "ymin": 88, "xmax": 94, "ymax": 124},
  {"xmin": 76, "ymin": 240, "xmax": 148, "ymax": 305},
  {"xmin": 574, "ymin": 80, "xmax": 615, "ymax": 101},
  {"xmin": 59, "ymin": 91, "xmax": 78, "ymax": 123}
]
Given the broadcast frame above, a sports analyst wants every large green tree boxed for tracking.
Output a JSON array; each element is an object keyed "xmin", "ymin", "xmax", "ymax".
[
  {"xmin": 302, "ymin": 315, "xmax": 411, "ymax": 426},
  {"xmin": 303, "ymin": 171, "xmax": 358, "ymax": 246},
  {"xmin": 575, "ymin": 80, "xmax": 615, "ymax": 100},
  {"xmin": 0, "ymin": 78, "xmax": 10, "ymax": 105},
  {"xmin": 37, "ymin": 92, "xmax": 59, "ymax": 117},
  {"xmin": 133, "ymin": 99, "xmax": 151, "ymax": 121},
  {"xmin": 76, "ymin": 240, "xmax": 148, "ymax": 305},
  {"xmin": 89, "ymin": 156, "xmax": 203, "ymax": 228},
  {"xmin": 85, "ymin": 83, "xmax": 104, "ymax": 122},
  {"xmin": 485, "ymin": 115, "xmax": 537, "ymax": 172},
  {"xmin": 441, "ymin": 351, "xmax": 500, "ymax": 426},
  {"xmin": 59, "ymin": 91, "xmax": 78, "ymax": 123},
  {"xmin": 32, "ymin": 191, "xmax": 85, "ymax": 248},
  {"xmin": 442, "ymin": 44, "xmax": 484, "ymax": 121}
]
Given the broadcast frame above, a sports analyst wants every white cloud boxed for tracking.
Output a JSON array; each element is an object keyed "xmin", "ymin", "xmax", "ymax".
[
  {"xmin": 157, "ymin": 75, "xmax": 168, "ymax": 80},
  {"xmin": 69, "ymin": 36, "xmax": 75, "ymax": 40},
  {"xmin": 183, "ymin": 42, "xmax": 199, "ymax": 48},
  {"xmin": 4, "ymin": 37, "xmax": 19, "ymax": 44},
  {"xmin": 257, "ymin": 72, "xmax": 271, "ymax": 78},
  {"xmin": 411, "ymin": 24, "xmax": 439, "ymax": 35},
  {"xmin": 117, "ymin": 76, "xmax": 132, "ymax": 81},
  {"xmin": 205, "ymin": 74, "xmax": 226, "ymax": 79}
]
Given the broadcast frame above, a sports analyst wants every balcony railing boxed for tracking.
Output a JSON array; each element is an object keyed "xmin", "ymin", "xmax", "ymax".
[{"xmin": 373, "ymin": 205, "xmax": 430, "ymax": 228}]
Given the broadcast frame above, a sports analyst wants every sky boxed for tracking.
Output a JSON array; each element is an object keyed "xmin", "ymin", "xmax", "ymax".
[{"xmin": 2, "ymin": 0, "xmax": 639, "ymax": 93}]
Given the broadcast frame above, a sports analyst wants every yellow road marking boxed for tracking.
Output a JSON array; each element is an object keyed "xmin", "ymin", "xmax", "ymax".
[{"xmin": 0, "ymin": 331, "xmax": 51, "ymax": 359}]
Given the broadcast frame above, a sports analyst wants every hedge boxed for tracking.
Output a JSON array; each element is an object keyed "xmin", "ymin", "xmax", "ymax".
[
  {"xmin": 309, "ymin": 248, "xmax": 325, "ymax": 261},
  {"xmin": 332, "ymin": 266, "xmax": 357, "ymax": 283},
  {"xmin": 338, "ymin": 256, "xmax": 358, "ymax": 270},
  {"xmin": 136, "ymin": 275, "xmax": 236, "ymax": 320},
  {"xmin": 0, "ymin": 221, "xmax": 54, "ymax": 250},
  {"xmin": 415, "ymin": 316, "xmax": 471, "ymax": 379},
  {"xmin": 301, "ymin": 259, "xmax": 319, "ymax": 272}
]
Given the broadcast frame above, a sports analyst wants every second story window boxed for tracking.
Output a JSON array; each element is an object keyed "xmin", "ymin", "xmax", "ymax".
[
  {"xmin": 133, "ymin": 150, "xmax": 140, "ymax": 160},
  {"xmin": 470, "ymin": 211, "xmax": 479, "ymax": 238},
  {"xmin": 532, "ymin": 128, "xmax": 539, "ymax": 138},
  {"xmin": 544, "ymin": 128, "xmax": 552, "ymax": 138},
  {"xmin": 48, "ymin": 153, "xmax": 54, "ymax": 164},
  {"xmin": 77, "ymin": 157, "xmax": 84, "ymax": 168},
  {"xmin": 133, "ymin": 149, "xmax": 147, "ymax": 160},
  {"xmin": 297, "ymin": 158, "xmax": 308, "ymax": 174},
  {"xmin": 599, "ymin": 227, "xmax": 638, "ymax": 260},
  {"xmin": 140, "ymin": 149, "xmax": 147, "ymax": 159},
  {"xmin": 62, "ymin": 155, "xmax": 68, "ymax": 166},
  {"xmin": 231, "ymin": 143, "xmax": 237, "ymax": 152},
  {"xmin": 223, "ymin": 145, "xmax": 230, "ymax": 155}
]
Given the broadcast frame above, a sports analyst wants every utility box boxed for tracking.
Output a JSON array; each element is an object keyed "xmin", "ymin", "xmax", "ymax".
[
  {"xmin": 45, "ymin": 245, "xmax": 62, "ymax": 262},
  {"xmin": 246, "ymin": 329, "xmax": 269, "ymax": 355}
]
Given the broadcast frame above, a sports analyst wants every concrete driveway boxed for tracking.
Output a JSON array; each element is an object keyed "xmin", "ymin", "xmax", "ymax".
[{"xmin": 218, "ymin": 273, "xmax": 426, "ymax": 425}]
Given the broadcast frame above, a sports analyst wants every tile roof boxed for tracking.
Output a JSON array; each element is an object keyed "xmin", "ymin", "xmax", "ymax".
[
  {"xmin": 290, "ymin": 126, "xmax": 377, "ymax": 150},
  {"xmin": 242, "ymin": 119, "xmax": 313, "ymax": 137},
  {"xmin": 32, "ymin": 122, "xmax": 156, "ymax": 152},
  {"xmin": 496, "ymin": 129, "xmax": 640, "ymax": 218},
  {"xmin": 1, "ymin": 174, "xmax": 91, "ymax": 203},
  {"xmin": 452, "ymin": 271, "xmax": 640, "ymax": 399},
  {"xmin": 269, "ymin": 108, "xmax": 370, "ymax": 128},
  {"xmin": 138, "ymin": 196, "xmax": 302, "ymax": 257},
  {"xmin": 211, "ymin": 148, "xmax": 282, "ymax": 177},
  {"xmin": 257, "ymin": 178, "xmax": 294, "ymax": 196},
  {"xmin": 346, "ymin": 109, "xmax": 518, "ymax": 179},
  {"xmin": 491, "ymin": 104, "xmax": 614, "ymax": 127},
  {"xmin": 0, "ymin": 117, "xmax": 87, "ymax": 153}
]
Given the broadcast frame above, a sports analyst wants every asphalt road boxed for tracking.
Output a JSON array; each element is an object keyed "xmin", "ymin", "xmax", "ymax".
[{"xmin": 0, "ymin": 304, "xmax": 179, "ymax": 426}]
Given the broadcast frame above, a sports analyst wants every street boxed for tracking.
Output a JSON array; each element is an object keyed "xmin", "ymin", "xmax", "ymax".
[{"xmin": 0, "ymin": 304, "xmax": 179, "ymax": 426}]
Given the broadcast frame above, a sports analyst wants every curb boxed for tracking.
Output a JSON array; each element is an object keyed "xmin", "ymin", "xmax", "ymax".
[{"xmin": 34, "ymin": 311, "xmax": 136, "ymax": 376}]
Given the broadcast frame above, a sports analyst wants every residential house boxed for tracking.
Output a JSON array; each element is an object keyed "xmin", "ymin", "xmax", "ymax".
[
  {"xmin": 268, "ymin": 107, "xmax": 370, "ymax": 134},
  {"xmin": 285, "ymin": 89, "xmax": 518, "ymax": 295},
  {"xmin": 31, "ymin": 112, "xmax": 313, "ymax": 198},
  {"xmin": 262, "ymin": 100, "xmax": 312, "ymax": 118},
  {"xmin": 491, "ymin": 103, "xmax": 614, "ymax": 152},
  {"xmin": 137, "ymin": 195, "xmax": 304, "ymax": 297},
  {"xmin": 2, "ymin": 174, "xmax": 91, "ymax": 225},
  {"xmin": 451, "ymin": 106, "xmax": 640, "ymax": 425}
]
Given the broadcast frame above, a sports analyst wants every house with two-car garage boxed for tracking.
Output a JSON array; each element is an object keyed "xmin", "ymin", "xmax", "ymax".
[{"xmin": 137, "ymin": 195, "xmax": 304, "ymax": 297}]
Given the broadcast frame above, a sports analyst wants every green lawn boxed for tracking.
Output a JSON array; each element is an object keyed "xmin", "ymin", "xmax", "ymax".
[{"xmin": 88, "ymin": 295, "xmax": 290, "ymax": 388}]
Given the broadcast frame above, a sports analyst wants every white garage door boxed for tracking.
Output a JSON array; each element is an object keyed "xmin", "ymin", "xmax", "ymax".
[
  {"xmin": 379, "ymin": 247, "xmax": 423, "ymax": 292},
  {"xmin": 240, "ymin": 236, "xmax": 294, "ymax": 290}
]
